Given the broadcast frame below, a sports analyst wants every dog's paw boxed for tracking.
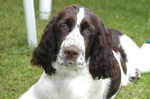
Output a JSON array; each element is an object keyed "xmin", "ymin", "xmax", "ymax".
[{"xmin": 129, "ymin": 68, "xmax": 141, "ymax": 81}]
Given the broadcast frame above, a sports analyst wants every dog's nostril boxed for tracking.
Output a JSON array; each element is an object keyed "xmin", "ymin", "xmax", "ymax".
[
  {"xmin": 64, "ymin": 47, "xmax": 80, "ymax": 59},
  {"xmin": 73, "ymin": 52, "xmax": 78, "ymax": 58},
  {"xmin": 73, "ymin": 52, "xmax": 77, "ymax": 55},
  {"xmin": 66, "ymin": 51, "xmax": 70, "ymax": 55}
]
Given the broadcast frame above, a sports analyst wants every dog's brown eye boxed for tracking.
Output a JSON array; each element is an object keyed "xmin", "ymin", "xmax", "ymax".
[
  {"xmin": 61, "ymin": 24, "xmax": 68, "ymax": 30},
  {"xmin": 85, "ymin": 28, "xmax": 91, "ymax": 33}
]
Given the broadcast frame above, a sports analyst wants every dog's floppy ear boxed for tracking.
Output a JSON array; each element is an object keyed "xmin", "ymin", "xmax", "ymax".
[
  {"xmin": 31, "ymin": 14, "xmax": 59, "ymax": 75},
  {"xmin": 89, "ymin": 19, "xmax": 119, "ymax": 79}
]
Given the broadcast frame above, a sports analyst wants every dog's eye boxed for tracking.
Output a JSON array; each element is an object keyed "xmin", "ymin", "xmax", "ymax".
[
  {"xmin": 61, "ymin": 24, "xmax": 68, "ymax": 30},
  {"xmin": 85, "ymin": 28, "xmax": 91, "ymax": 33}
]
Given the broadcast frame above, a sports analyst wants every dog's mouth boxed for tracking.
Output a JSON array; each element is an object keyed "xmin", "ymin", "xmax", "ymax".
[
  {"xmin": 58, "ymin": 58, "xmax": 78, "ymax": 67},
  {"xmin": 57, "ymin": 55, "xmax": 85, "ymax": 69},
  {"xmin": 65, "ymin": 61, "xmax": 75, "ymax": 66}
]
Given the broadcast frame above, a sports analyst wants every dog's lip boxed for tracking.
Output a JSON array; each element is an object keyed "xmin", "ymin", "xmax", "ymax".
[
  {"xmin": 65, "ymin": 62, "xmax": 76, "ymax": 67},
  {"xmin": 59, "ymin": 61, "xmax": 78, "ymax": 67}
]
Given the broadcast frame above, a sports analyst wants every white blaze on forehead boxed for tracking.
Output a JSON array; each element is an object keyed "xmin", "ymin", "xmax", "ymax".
[{"xmin": 77, "ymin": 8, "xmax": 85, "ymax": 25}]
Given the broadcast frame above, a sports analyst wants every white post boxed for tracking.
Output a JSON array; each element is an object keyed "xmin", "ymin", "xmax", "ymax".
[
  {"xmin": 23, "ymin": 0, "xmax": 37, "ymax": 47},
  {"xmin": 39, "ymin": 0, "xmax": 52, "ymax": 20}
]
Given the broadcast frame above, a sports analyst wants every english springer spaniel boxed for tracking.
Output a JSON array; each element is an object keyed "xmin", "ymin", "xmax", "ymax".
[{"xmin": 19, "ymin": 5, "xmax": 150, "ymax": 99}]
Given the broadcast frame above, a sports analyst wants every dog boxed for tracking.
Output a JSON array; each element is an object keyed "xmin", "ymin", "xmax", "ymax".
[{"xmin": 19, "ymin": 5, "xmax": 150, "ymax": 99}]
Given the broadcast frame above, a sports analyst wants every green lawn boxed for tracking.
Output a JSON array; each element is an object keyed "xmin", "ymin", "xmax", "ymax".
[{"xmin": 0, "ymin": 0, "xmax": 150, "ymax": 98}]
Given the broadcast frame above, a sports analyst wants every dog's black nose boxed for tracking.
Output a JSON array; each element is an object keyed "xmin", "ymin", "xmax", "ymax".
[{"xmin": 64, "ymin": 47, "xmax": 80, "ymax": 59}]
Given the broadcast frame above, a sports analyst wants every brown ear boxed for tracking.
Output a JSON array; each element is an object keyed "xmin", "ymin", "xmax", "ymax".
[
  {"xmin": 89, "ymin": 19, "xmax": 119, "ymax": 79},
  {"xmin": 31, "ymin": 14, "xmax": 58, "ymax": 75}
]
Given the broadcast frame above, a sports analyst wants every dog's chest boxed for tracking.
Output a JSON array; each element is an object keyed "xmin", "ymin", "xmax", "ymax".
[
  {"xmin": 49, "ymin": 73, "xmax": 105, "ymax": 99},
  {"xmin": 51, "ymin": 74, "xmax": 90, "ymax": 98}
]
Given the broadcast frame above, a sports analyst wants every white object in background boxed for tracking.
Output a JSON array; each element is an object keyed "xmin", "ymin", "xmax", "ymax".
[
  {"xmin": 39, "ymin": 0, "xmax": 52, "ymax": 20},
  {"xmin": 23, "ymin": 0, "xmax": 37, "ymax": 47}
]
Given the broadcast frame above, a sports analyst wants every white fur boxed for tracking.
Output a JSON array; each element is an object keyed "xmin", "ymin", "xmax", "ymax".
[
  {"xmin": 116, "ymin": 51, "xmax": 130, "ymax": 86},
  {"xmin": 141, "ymin": 43, "xmax": 150, "ymax": 55},
  {"xmin": 119, "ymin": 35, "xmax": 150, "ymax": 76},
  {"xmin": 77, "ymin": 8, "xmax": 84, "ymax": 25},
  {"xmin": 20, "ymin": 58, "xmax": 112, "ymax": 99}
]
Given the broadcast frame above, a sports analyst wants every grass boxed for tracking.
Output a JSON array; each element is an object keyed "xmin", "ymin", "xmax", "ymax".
[{"xmin": 0, "ymin": 0, "xmax": 150, "ymax": 98}]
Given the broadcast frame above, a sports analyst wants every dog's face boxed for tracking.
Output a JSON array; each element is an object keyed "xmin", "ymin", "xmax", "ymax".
[
  {"xmin": 31, "ymin": 5, "xmax": 119, "ymax": 79},
  {"xmin": 55, "ymin": 7, "xmax": 98, "ymax": 69}
]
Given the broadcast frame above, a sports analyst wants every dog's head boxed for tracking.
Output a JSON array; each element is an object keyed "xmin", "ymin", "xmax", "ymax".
[{"xmin": 31, "ymin": 5, "xmax": 119, "ymax": 79}]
